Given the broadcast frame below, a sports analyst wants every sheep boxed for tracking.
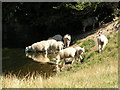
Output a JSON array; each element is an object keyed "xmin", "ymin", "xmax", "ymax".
[
  {"xmin": 82, "ymin": 17, "xmax": 98, "ymax": 32},
  {"xmin": 63, "ymin": 34, "xmax": 71, "ymax": 48},
  {"xmin": 51, "ymin": 41, "xmax": 64, "ymax": 53},
  {"xmin": 54, "ymin": 47, "xmax": 77, "ymax": 65},
  {"xmin": 48, "ymin": 34, "xmax": 63, "ymax": 41},
  {"xmin": 46, "ymin": 39, "xmax": 57, "ymax": 53},
  {"xmin": 97, "ymin": 32, "xmax": 108, "ymax": 53},
  {"xmin": 25, "ymin": 40, "xmax": 49, "ymax": 54}
]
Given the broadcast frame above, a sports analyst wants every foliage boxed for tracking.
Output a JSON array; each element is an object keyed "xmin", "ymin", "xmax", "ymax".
[
  {"xmin": 2, "ymin": 2, "xmax": 119, "ymax": 48},
  {"xmin": 1, "ymin": 32, "xmax": 118, "ymax": 88}
]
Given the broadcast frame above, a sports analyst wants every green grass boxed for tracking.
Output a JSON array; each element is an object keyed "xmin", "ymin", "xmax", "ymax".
[
  {"xmin": 81, "ymin": 39, "xmax": 95, "ymax": 52},
  {"xmin": 1, "ymin": 31, "xmax": 118, "ymax": 88},
  {"xmin": 72, "ymin": 39, "xmax": 82, "ymax": 44}
]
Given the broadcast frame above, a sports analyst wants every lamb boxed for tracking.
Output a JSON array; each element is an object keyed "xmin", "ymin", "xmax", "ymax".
[
  {"xmin": 82, "ymin": 17, "xmax": 98, "ymax": 32},
  {"xmin": 54, "ymin": 47, "xmax": 77, "ymax": 65},
  {"xmin": 97, "ymin": 32, "xmax": 108, "ymax": 53},
  {"xmin": 48, "ymin": 34, "xmax": 63, "ymax": 41},
  {"xmin": 63, "ymin": 34, "xmax": 71, "ymax": 48},
  {"xmin": 51, "ymin": 41, "xmax": 64, "ymax": 53},
  {"xmin": 25, "ymin": 40, "xmax": 49, "ymax": 54}
]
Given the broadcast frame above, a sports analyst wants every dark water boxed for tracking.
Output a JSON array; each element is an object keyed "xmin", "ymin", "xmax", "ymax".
[{"xmin": 2, "ymin": 48, "xmax": 60, "ymax": 78}]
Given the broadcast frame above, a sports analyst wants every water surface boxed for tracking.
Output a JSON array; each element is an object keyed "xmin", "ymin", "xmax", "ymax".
[{"xmin": 2, "ymin": 48, "xmax": 59, "ymax": 78}]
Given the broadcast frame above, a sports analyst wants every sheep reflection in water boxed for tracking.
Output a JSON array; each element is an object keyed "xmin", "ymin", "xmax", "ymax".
[
  {"xmin": 15, "ymin": 52, "xmax": 60, "ymax": 78},
  {"xmin": 25, "ymin": 52, "xmax": 63, "ymax": 71},
  {"xmin": 26, "ymin": 52, "xmax": 50, "ymax": 63},
  {"xmin": 25, "ymin": 52, "xmax": 72, "ymax": 73}
]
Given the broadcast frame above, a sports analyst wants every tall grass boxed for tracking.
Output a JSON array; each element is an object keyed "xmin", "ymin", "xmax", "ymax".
[
  {"xmin": 1, "ymin": 31, "xmax": 118, "ymax": 88},
  {"xmin": 1, "ymin": 60, "xmax": 118, "ymax": 88}
]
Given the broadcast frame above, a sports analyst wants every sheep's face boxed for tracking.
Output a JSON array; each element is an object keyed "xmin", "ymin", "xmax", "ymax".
[
  {"xmin": 81, "ymin": 48, "xmax": 85, "ymax": 53},
  {"xmin": 25, "ymin": 46, "xmax": 29, "ymax": 52},
  {"xmin": 25, "ymin": 46, "xmax": 33, "ymax": 52},
  {"xmin": 77, "ymin": 47, "xmax": 85, "ymax": 55}
]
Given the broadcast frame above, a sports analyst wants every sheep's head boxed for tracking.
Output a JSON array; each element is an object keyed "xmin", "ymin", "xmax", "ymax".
[
  {"xmin": 25, "ymin": 46, "xmax": 33, "ymax": 52},
  {"xmin": 80, "ymin": 47, "xmax": 85, "ymax": 54}
]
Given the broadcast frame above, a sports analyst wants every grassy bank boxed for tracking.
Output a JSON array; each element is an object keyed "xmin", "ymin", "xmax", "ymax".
[{"xmin": 1, "ymin": 31, "xmax": 118, "ymax": 88}]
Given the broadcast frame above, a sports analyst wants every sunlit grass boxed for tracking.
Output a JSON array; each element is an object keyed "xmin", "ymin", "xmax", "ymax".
[
  {"xmin": 1, "ymin": 60, "xmax": 118, "ymax": 88},
  {"xmin": 2, "ymin": 31, "xmax": 118, "ymax": 88},
  {"xmin": 81, "ymin": 39, "xmax": 95, "ymax": 52}
]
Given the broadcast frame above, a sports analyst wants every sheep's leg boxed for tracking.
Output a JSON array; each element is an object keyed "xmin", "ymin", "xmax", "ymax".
[
  {"xmin": 45, "ymin": 50, "xmax": 48, "ymax": 55},
  {"xmin": 59, "ymin": 47, "xmax": 62, "ymax": 52},
  {"xmin": 55, "ymin": 64, "xmax": 60, "ymax": 72},
  {"xmin": 99, "ymin": 22, "xmax": 101, "ymax": 26},
  {"xmin": 75, "ymin": 56, "xmax": 78, "ymax": 61},
  {"xmin": 58, "ymin": 59, "xmax": 66, "ymax": 71},
  {"xmin": 65, "ymin": 43, "xmax": 67, "ymax": 48},
  {"xmin": 102, "ymin": 43, "xmax": 106, "ymax": 51},
  {"xmin": 93, "ymin": 24, "xmax": 95, "ymax": 30},
  {"xmin": 64, "ymin": 43, "xmax": 66, "ymax": 48},
  {"xmin": 80, "ymin": 55, "xmax": 83, "ymax": 60},
  {"xmin": 83, "ymin": 27, "xmax": 86, "ymax": 32},
  {"xmin": 53, "ymin": 48, "xmax": 55, "ymax": 53},
  {"xmin": 62, "ymin": 60, "xmax": 66, "ymax": 66},
  {"xmin": 67, "ymin": 42, "xmax": 70, "ymax": 47},
  {"xmin": 71, "ymin": 58, "xmax": 75, "ymax": 64},
  {"xmin": 100, "ymin": 44, "xmax": 103, "ymax": 52},
  {"xmin": 98, "ymin": 44, "xmax": 101, "ymax": 53}
]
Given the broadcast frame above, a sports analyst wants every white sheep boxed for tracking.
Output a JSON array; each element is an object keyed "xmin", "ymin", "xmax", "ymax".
[
  {"xmin": 63, "ymin": 34, "xmax": 71, "ymax": 48},
  {"xmin": 48, "ymin": 34, "xmax": 63, "ymax": 41},
  {"xmin": 97, "ymin": 33, "xmax": 108, "ymax": 53},
  {"xmin": 46, "ymin": 39, "xmax": 57, "ymax": 53},
  {"xmin": 55, "ymin": 47, "xmax": 76, "ymax": 65},
  {"xmin": 25, "ymin": 40, "xmax": 49, "ymax": 54},
  {"xmin": 51, "ymin": 41, "xmax": 64, "ymax": 53}
]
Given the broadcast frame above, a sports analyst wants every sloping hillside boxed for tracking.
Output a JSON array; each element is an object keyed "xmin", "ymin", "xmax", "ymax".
[{"xmin": 1, "ymin": 19, "xmax": 119, "ymax": 88}]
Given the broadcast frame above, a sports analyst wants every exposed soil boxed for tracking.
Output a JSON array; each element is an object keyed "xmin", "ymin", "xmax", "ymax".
[
  {"xmin": 60, "ymin": 19, "xmax": 119, "ymax": 71},
  {"xmin": 72, "ymin": 19, "xmax": 119, "ymax": 52}
]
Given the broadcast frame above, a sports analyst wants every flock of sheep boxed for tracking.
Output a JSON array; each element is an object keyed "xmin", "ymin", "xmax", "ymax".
[{"xmin": 25, "ymin": 32, "xmax": 108, "ymax": 65}]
